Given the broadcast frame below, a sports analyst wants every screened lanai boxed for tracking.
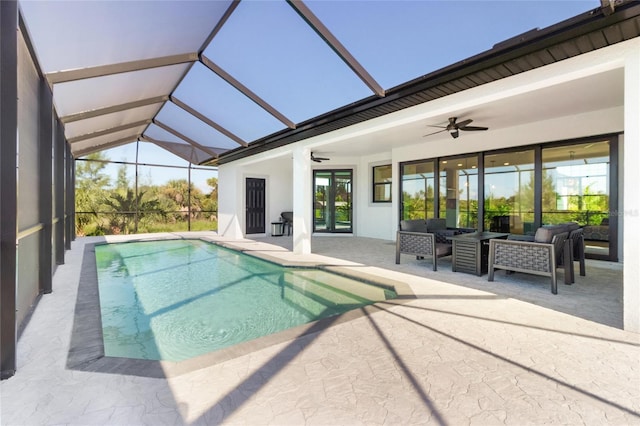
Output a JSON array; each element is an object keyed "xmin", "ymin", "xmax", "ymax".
[
  {"xmin": 2, "ymin": 0, "xmax": 640, "ymax": 382},
  {"xmin": 18, "ymin": 0, "xmax": 594, "ymax": 162}
]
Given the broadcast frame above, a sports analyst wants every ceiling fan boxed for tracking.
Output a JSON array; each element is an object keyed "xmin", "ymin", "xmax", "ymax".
[
  {"xmin": 311, "ymin": 152, "xmax": 330, "ymax": 163},
  {"xmin": 423, "ymin": 117, "xmax": 489, "ymax": 139}
]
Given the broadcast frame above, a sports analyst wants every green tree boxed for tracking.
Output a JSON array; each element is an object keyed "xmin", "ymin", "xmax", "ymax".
[
  {"xmin": 103, "ymin": 188, "xmax": 160, "ymax": 234},
  {"xmin": 116, "ymin": 162, "xmax": 129, "ymax": 191},
  {"xmin": 75, "ymin": 152, "xmax": 111, "ymax": 235},
  {"xmin": 201, "ymin": 177, "xmax": 218, "ymax": 219}
]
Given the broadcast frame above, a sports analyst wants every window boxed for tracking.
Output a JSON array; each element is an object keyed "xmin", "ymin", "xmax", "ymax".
[
  {"xmin": 484, "ymin": 150, "xmax": 535, "ymax": 235},
  {"xmin": 372, "ymin": 164, "xmax": 392, "ymax": 203},
  {"xmin": 400, "ymin": 161, "xmax": 434, "ymax": 218},
  {"xmin": 439, "ymin": 155, "xmax": 478, "ymax": 230},
  {"xmin": 542, "ymin": 141, "xmax": 611, "ymax": 258}
]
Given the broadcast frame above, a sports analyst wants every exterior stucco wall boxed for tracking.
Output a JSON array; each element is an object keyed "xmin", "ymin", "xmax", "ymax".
[
  {"xmin": 623, "ymin": 43, "xmax": 640, "ymax": 333},
  {"xmin": 355, "ymin": 153, "xmax": 394, "ymax": 241}
]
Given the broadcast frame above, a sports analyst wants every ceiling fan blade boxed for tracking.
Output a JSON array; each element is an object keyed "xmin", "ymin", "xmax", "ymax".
[
  {"xmin": 311, "ymin": 152, "xmax": 330, "ymax": 162},
  {"xmin": 459, "ymin": 125, "xmax": 488, "ymax": 131},
  {"xmin": 455, "ymin": 119, "xmax": 473, "ymax": 128},
  {"xmin": 422, "ymin": 129, "xmax": 447, "ymax": 137}
]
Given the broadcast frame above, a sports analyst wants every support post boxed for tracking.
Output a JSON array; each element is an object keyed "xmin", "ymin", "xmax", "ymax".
[
  {"xmin": 54, "ymin": 120, "xmax": 65, "ymax": 263},
  {"xmin": 623, "ymin": 41, "xmax": 640, "ymax": 333},
  {"xmin": 39, "ymin": 76, "xmax": 53, "ymax": 293},
  {"xmin": 292, "ymin": 146, "xmax": 312, "ymax": 255},
  {"xmin": 1, "ymin": 0, "xmax": 18, "ymax": 380},
  {"xmin": 65, "ymin": 142, "xmax": 74, "ymax": 248}
]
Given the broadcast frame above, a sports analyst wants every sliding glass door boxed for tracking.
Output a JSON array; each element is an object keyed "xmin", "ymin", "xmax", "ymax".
[
  {"xmin": 484, "ymin": 150, "xmax": 535, "ymax": 235},
  {"xmin": 439, "ymin": 155, "xmax": 478, "ymax": 230},
  {"xmin": 313, "ymin": 170, "xmax": 352, "ymax": 233},
  {"xmin": 542, "ymin": 141, "xmax": 612, "ymax": 259},
  {"xmin": 398, "ymin": 136, "xmax": 617, "ymax": 260}
]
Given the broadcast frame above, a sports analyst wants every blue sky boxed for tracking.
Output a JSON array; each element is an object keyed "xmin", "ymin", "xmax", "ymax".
[{"xmin": 21, "ymin": 0, "xmax": 597, "ymax": 190}]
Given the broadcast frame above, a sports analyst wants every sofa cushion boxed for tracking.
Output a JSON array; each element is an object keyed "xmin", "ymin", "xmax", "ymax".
[
  {"xmin": 534, "ymin": 225, "xmax": 568, "ymax": 243},
  {"xmin": 534, "ymin": 227, "xmax": 555, "ymax": 243},
  {"xmin": 435, "ymin": 243, "xmax": 453, "ymax": 257}
]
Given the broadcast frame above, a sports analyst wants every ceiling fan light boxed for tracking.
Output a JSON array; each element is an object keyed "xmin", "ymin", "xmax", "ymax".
[{"xmin": 450, "ymin": 129, "xmax": 459, "ymax": 138}]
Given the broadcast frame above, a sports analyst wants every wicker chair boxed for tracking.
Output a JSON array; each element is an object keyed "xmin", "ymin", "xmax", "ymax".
[
  {"xmin": 396, "ymin": 219, "xmax": 458, "ymax": 271},
  {"xmin": 487, "ymin": 231, "xmax": 570, "ymax": 294},
  {"xmin": 280, "ymin": 211, "xmax": 293, "ymax": 236},
  {"xmin": 568, "ymin": 227, "xmax": 586, "ymax": 280},
  {"xmin": 395, "ymin": 230, "xmax": 455, "ymax": 271}
]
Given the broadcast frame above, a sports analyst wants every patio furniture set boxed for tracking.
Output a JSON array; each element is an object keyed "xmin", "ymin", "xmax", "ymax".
[{"xmin": 396, "ymin": 219, "xmax": 586, "ymax": 294}]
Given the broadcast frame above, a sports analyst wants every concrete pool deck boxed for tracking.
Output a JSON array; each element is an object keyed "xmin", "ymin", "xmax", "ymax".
[{"xmin": 1, "ymin": 232, "xmax": 639, "ymax": 425}]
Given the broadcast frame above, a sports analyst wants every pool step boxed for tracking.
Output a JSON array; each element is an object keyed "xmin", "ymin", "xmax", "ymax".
[{"xmin": 280, "ymin": 270, "xmax": 388, "ymax": 318}]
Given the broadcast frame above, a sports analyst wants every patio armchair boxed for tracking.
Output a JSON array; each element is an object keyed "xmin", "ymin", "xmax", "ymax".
[
  {"xmin": 567, "ymin": 226, "xmax": 586, "ymax": 279},
  {"xmin": 396, "ymin": 219, "xmax": 458, "ymax": 271},
  {"xmin": 507, "ymin": 222, "xmax": 586, "ymax": 282},
  {"xmin": 280, "ymin": 211, "xmax": 293, "ymax": 236},
  {"xmin": 488, "ymin": 228, "xmax": 570, "ymax": 294}
]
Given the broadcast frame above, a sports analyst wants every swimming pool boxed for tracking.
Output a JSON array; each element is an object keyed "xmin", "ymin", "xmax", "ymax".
[{"xmin": 95, "ymin": 239, "xmax": 397, "ymax": 362}]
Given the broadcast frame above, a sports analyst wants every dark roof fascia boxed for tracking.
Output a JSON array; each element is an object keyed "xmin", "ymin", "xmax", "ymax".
[{"xmin": 213, "ymin": 0, "xmax": 640, "ymax": 166}]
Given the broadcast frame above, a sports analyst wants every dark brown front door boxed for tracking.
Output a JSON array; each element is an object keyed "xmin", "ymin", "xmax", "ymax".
[{"xmin": 246, "ymin": 178, "xmax": 265, "ymax": 234}]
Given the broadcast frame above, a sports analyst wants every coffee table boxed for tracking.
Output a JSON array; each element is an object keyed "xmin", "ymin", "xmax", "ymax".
[{"xmin": 449, "ymin": 232, "xmax": 510, "ymax": 276}]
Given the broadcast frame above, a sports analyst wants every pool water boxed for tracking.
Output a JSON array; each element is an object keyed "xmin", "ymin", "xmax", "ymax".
[{"xmin": 95, "ymin": 239, "xmax": 396, "ymax": 361}]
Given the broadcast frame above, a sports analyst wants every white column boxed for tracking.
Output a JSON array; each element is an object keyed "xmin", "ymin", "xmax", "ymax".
[
  {"xmin": 217, "ymin": 164, "xmax": 243, "ymax": 239},
  {"xmin": 624, "ymin": 44, "xmax": 640, "ymax": 333},
  {"xmin": 292, "ymin": 146, "xmax": 312, "ymax": 254}
]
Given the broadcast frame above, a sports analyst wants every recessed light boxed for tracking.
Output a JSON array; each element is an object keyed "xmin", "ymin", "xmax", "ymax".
[
  {"xmin": 457, "ymin": 163, "xmax": 463, "ymax": 167},
  {"xmin": 471, "ymin": 165, "xmax": 477, "ymax": 169},
  {"xmin": 442, "ymin": 161, "xmax": 447, "ymax": 164},
  {"xmin": 504, "ymin": 162, "xmax": 510, "ymax": 165}
]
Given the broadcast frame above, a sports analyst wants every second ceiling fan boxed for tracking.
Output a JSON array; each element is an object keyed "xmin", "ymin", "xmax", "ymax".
[{"xmin": 423, "ymin": 117, "xmax": 488, "ymax": 139}]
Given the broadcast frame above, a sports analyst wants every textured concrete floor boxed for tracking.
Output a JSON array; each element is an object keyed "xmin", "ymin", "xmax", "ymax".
[{"xmin": 1, "ymin": 232, "xmax": 638, "ymax": 425}]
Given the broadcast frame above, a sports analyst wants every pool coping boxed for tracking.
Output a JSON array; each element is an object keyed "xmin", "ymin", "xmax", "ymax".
[{"xmin": 67, "ymin": 236, "xmax": 415, "ymax": 378}]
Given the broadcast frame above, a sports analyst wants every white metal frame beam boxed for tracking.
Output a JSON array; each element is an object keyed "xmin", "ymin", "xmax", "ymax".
[
  {"xmin": 46, "ymin": 53, "xmax": 198, "ymax": 84},
  {"xmin": 287, "ymin": 0, "xmax": 385, "ymax": 97},
  {"xmin": 170, "ymin": 96, "xmax": 247, "ymax": 147},
  {"xmin": 153, "ymin": 119, "xmax": 220, "ymax": 158},
  {"xmin": 60, "ymin": 95, "xmax": 168, "ymax": 124},
  {"xmin": 200, "ymin": 54, "xmax": 296, "ymax": 129},
  {"xmin": 67, "ymin": 119, "xmax": 151, "ymax": 143}
]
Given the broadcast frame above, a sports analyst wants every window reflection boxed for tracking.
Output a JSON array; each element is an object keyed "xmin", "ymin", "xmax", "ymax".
[
  {"xmin": 401, "ymin": 161, "xmax": 435, "ymax": 219},
  {"xmin": 484, "ymin": 150, "xmax": 535, "ymax": 235},
  {"xmin": 439, "ymin": 156, "xmax": 478, "ymax": 230},
  {"xmin": 542, "ymin": 142, "xmax": 610, "ymax": 256}
]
